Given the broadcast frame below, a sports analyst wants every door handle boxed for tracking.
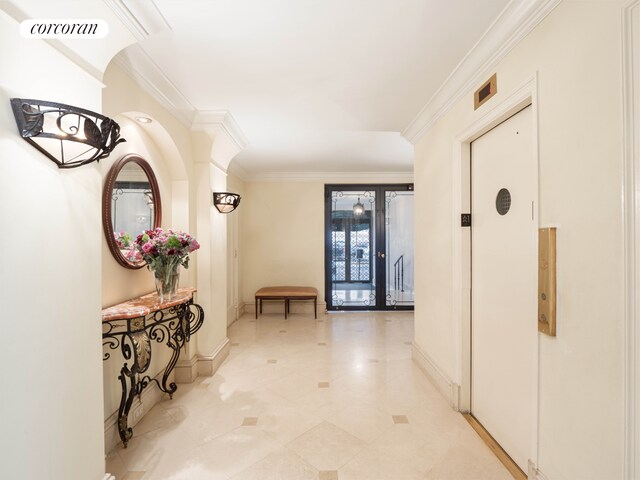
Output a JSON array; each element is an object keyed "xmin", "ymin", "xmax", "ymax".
[{"xmin": 377, "ymin": 252, "xmax": 385, "ymax": 258}]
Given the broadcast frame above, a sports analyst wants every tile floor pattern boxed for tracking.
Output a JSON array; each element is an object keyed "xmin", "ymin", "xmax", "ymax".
[{"xmin": 106, "ymin": 312, "xmax": 513, "ymax": 480}]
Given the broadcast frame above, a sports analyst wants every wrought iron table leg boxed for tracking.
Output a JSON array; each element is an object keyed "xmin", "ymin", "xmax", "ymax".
[
  {"xmin": 159, "ymin": 313, "xmax": 188, "ymax": 399},
  {"xmin": 116, "ymin": 326, "xmax": 150, "ymax": 448},
  {"xmin": 117, "ymin": 364, "xmax": 136, "ymax": 448},
  {"xmin": 160, "ymin": 335, "xmax": 181, "ymax": 399}
]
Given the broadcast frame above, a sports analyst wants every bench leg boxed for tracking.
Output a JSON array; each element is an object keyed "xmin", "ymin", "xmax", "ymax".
[
  {"xmin": 284, "ymin": 299, "xmax": 288, "ymax": 319},
  {"xmin": 314, "ymin": 297, "xmax": 317, "ymax": 319},
  {"xmin": 255, "ymin": 297, "xmax": 258, "ymax": 319}
]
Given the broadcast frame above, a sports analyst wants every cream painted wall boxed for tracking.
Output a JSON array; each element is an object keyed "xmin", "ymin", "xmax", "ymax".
[
  {"xmin": 413, "ymin": 1, "xmax": 625, "ymax": 478},
  {"xmin": 102, "ymin": 64, "xmax": 196, "ymax": 291},
  {"xmin": 100, "ymin": 119, "xmax": 174, "ymax": 308},
  {"xmin": 99, "ymin": 117, "xmax": 181, "ymax": 425},
  {"xmin": 0, "ymin": 8, "xmax": 237, "ymax": 474},
  {"xmin": 240, "ymin": 181, "xmax": 326, "ymax": 307},
  {"xmin": 238, "ymin": 178, "xmax": 414, "ymax": 310},
  {"xmin": 227, "ymin": 172, "xmax": 245, "ymax": 324},
  {"xmin": 191, "ymin": 131, "xmax": 230, "ymax": 360},
  {"xmin": 0, "ymin": 10, "xmax": 106, "ymax": 480},
  {"xmin": 102, "ymin": 65, "xmax": 194, "ymax": 184},
  {"xmin": 101, "ymin": 63, "xmax": 204, "ymax": 432},
  {"xmin": 206, "ymin": 162, "xmax": 229, "ymax": 353}
]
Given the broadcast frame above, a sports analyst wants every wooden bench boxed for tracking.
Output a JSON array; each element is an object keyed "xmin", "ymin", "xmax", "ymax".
[{"xmin": 255, "ymin": 286, "xmax": 318, "ymax": 319}]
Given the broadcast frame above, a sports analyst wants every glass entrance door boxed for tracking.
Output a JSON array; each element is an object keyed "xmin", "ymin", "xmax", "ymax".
[
  {"xmin": 328, "ymin": 190, "xmax": 377, "ymax": 308},
  {"xmin": 385, "ymin": 190, "xmax": 415, "ymax": 307},
  {"xmin": 325, "ymin": 184, "xmax": 414, "ymax": 310}
]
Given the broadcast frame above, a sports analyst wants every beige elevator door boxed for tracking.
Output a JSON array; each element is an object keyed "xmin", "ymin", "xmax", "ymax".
[{"xmin": 471, "ymin": 105, "xmax": 536, "ymax": 472}]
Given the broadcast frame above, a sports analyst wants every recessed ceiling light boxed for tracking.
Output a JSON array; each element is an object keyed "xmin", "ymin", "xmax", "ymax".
[{"xmin": 135, "ymin": 116, "xmax": 152, "ymax": 124}]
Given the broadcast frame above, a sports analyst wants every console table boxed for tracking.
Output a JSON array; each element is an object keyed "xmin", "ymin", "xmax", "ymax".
[{"xmin": 102, "ymin": 287, "xmax": 204, "ymax": 447}]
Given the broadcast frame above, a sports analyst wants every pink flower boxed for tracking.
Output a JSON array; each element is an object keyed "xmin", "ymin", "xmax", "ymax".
[
  {"xmin": 126, "ymin": 249, "xmax": 141, "ymax": 261},
  {"xmin": 133, "ymin": 228, "xmax": 199, "ymax": 269}
]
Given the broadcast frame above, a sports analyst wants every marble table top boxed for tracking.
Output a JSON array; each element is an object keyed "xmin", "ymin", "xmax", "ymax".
[{"xmin": 102, "ymin": 287, "xmax": 197, "ymax": 322}]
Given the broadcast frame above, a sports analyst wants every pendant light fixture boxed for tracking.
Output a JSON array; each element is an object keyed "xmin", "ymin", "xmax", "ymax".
[{"xmin": 353, "ymin": 197, "xmax": 365, "ymax": 216}]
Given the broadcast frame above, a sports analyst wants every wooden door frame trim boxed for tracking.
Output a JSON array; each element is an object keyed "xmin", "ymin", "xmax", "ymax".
[{"xmin": 623, "ymin": 1, "xmax": 640, "ymax": 477}]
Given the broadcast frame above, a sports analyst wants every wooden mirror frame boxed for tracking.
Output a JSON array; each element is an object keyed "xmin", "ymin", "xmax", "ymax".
[{"xmin": 102, "ymin": 154, "xmax": 162, "ymax": 269}]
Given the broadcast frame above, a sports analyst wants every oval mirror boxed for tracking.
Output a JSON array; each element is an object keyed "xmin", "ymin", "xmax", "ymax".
[{"xmin": 103, "ymin": 154, "xmax": 162, "ymax": 269}]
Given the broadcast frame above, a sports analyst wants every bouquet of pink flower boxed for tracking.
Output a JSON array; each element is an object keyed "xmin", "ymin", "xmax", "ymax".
[
  {"xmin": 135, "ymin": 228, "xmax": 200, "ymax": 301},
  {"xmin": 114, "ymin": 231, "xmax": 133, "ymax": 249},
  {"xmin": 134, "ymin": 228, "xmax": 200, "ymax": 271},
  {"xmin": 114, "ymin": 231, "xmax": 142, "ymax": 263}
]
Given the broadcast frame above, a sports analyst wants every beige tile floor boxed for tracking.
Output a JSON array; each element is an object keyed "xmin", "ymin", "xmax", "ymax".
[{"xmin": 106, "ymin": 311, "xmax": 512, "ymax": 480}]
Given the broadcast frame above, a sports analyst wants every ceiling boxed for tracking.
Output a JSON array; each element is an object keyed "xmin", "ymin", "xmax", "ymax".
[
  {"xmin": 128, "ymin": 0, "xmax": 512, "ymax": 176},
  {"xmin": 4, "ymin": 0, "xmax": 513, "ymax": 176}
]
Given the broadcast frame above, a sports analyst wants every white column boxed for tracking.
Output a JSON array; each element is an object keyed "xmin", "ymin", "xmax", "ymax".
[{"xmin": 190, "ymin": 113, "xmax": 247, "ymax": 375}]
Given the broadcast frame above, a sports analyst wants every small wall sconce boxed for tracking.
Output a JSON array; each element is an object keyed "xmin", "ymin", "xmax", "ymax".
[
  {"xmin": 143, "ymin": 190, "xmax": 154, "ymax": 207},
  {"xmin": 10, "ymin": 98, "xmax": 126, "ymax": 168},
  {"xmin": 213, "ymin": 192, "xmax": 241, "ymax": 213}
]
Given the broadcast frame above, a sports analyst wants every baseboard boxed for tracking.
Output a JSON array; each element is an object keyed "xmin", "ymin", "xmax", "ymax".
[
  {"xmin": 103, "ymin": 475, "xmax": 115, "ymax": 480},
  {"xmin": 197, "ymin": 338, "xmax": 230, "ymax": 376},
  {"xmin": 528, "ymin": 460, "xmax": 550, "ymax": 480},
  {"xmin": 412, "ymin": 342, "xmax": 460, "ymax": 410},
  {"xmin": 104, "ymin": 370, "xmax": 168, "ymax": 454},
  {"xmin": 536, "ymin": 470, "xmax": 550, "ymax": 480},
  {"xmin": 227, "ymin": 304, "xmax": 235, "ymax": 327},
  {"xmin": 226, "ymin": 304, "xmax": 247, "ymax": 327},
  {"xmin": 245, "ymin": 301, "xmax": 327, "ymax": 316},
  {"xmin": 174, "ymin": 354, "xmax": 199, "ymax": 384},
  {"xmin": 239, "ymin": 303, "xmax": 246, "ymax": 317}
]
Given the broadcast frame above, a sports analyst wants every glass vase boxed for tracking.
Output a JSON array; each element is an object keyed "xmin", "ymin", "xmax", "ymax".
[{"xmin": 153, "ymin": 263, "xmax": 180, "ymax": 303}]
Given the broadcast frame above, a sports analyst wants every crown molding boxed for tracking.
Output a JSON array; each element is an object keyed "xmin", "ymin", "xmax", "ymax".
[
  {"xmin": 103, "ymin": 0, "xmax": 170, "ymax": 41},
  {"xmin": 104, "ymin": 1, "xmax": 198, "ymax": 128},
  {"xmin": 191, "ymin": 111, "xmax": 249, "ymax": 173},
  {"xmin": 112, "ymin": 50, "xmax": 250, "ymax": 153},
  {"xmin": 103, "ymin": 0, "xmax": 249, "ymax": 153},
  {"xmin": 402, "ymin": 0, "xmax": 561, "ymax": 144},
  {"xmin": 113, "ymin": 44, "xmax": 196, "ymax": 128},
  {"xmin": 192, "ymin": 110, "xmax": 250, "ymax": 151},
  {"xmin": 240, "ymin": 170, "xmax": 414, "ymax": 183},
  {"xmin": 227, "ymin": 160, "xmax": 250, "ymax": 181}
]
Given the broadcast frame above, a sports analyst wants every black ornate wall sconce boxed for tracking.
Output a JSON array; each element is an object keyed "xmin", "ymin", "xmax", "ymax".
[
  {"xmin": 213, "ymin": 192, "xmax": 241, "ymax": 213},
  {"xmin": 10, "ymin": 98, "xmax": 126, "ymax": 168}
]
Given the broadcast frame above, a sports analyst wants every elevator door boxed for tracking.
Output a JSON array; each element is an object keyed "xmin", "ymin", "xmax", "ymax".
[{"xmin": 471, "ymin": 105, "xmax": 536, "ymax": 472}]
